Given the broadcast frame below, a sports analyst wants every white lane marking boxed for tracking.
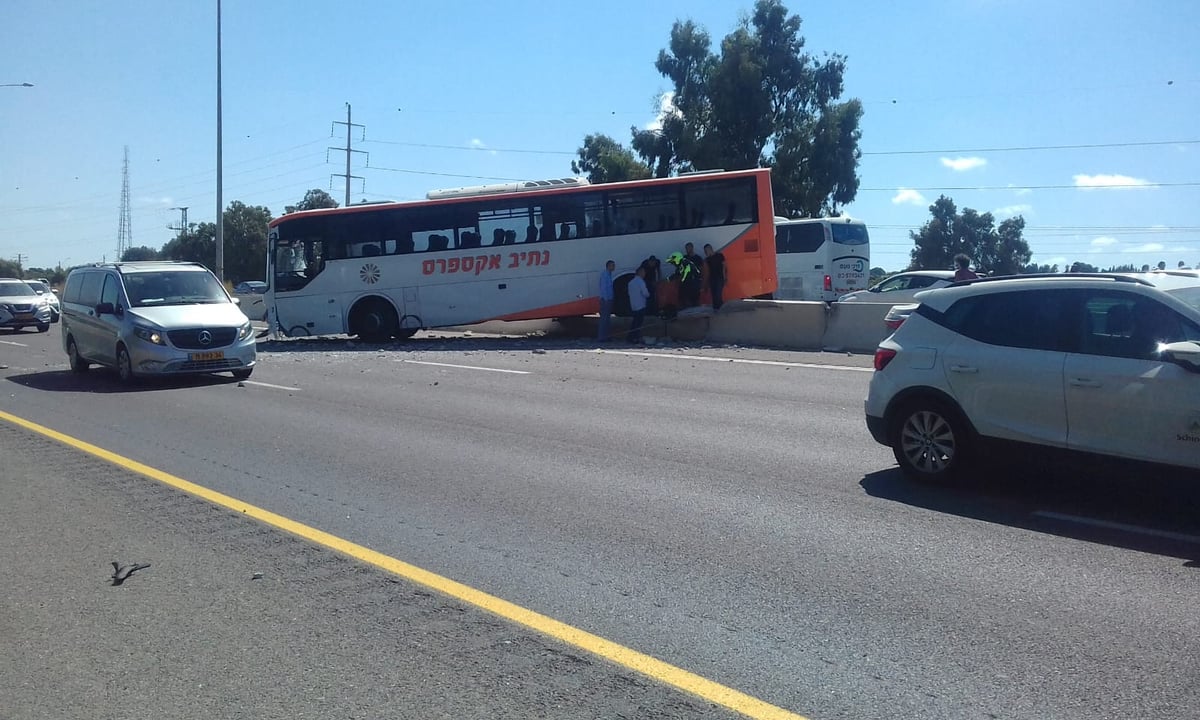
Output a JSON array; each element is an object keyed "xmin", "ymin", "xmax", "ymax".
[
  {"xmin": 1033, "ymin": 511, "xmax": 1200, "ymax": 545},
  {"xmin": 0, "ymin": 339, "xmax": 29, "ymax": 347},
  {"xmin": 244, "ymin": 380, "xmax": 302, "ymax": 392},
  {"xmin": 587, "ymin": 349, "xmax": 873, "ymax": 373},
  {"xmin": 401, "ymin": 359, "xmax": 530, "ymax": 375}
]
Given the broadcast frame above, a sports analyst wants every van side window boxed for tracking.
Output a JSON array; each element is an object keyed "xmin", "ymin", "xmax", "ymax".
[
  {"xmin": 100, "ymin": 274, "xmax": 120, "ymax": 307},
  {"xmin": 78, "ymin": 272, "xmax": 104, "ymax": 307},
  {"xmin": 63, "ymin": 273, "xmax": 83, "ymax": 304}
]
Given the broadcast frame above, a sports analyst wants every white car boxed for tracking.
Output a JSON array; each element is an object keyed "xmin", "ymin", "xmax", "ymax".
[
  {"xmin": 25, "ymin": 279, "xmax": 60, "ymax": 322},
  {"xmin": 838, "ymin": 270, "xmax": 956, "ymax": 303},
  {"xmin": 865, "ymin": 272, "xmax": 1200, "ymax": 482},
  {"xmin": 0, "ymin": 278, "xmax": 53, "ymax": 332}
]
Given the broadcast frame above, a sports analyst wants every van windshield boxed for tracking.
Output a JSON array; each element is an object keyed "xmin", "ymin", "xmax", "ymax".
[{"xmin": 122, "ymin": 271, "xmax": 228, "ymax": 308}]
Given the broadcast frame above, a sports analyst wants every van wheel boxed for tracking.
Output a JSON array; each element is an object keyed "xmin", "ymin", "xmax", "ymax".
[
  {"xmin": 37, "ymin": 322, "xmax": 49, "ymax": 333},
  {"xmin": 117, "ymin": 345, "xmax": 138, "ymax": 384},
  {"xmin": 67, "ymin": 337, "xmax": 90, "ymax": 373},
  {"xmin": 889, "ymin": 397, "xmax": 972, "ymax": 483},
  {"xmin": 231, "ymin": 368, "xmax": 253, "ymax": 380}
]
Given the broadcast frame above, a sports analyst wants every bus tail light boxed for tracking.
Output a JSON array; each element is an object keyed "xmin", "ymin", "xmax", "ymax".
[
  {"xmin": 874, "ymin": 347, "xmax": 897, "ymax": 371},
  {"xmin": 823, "ymin": 274, "xmax": 832, "ymax": 292}
]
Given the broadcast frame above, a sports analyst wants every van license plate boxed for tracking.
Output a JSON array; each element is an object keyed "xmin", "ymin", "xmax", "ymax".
[{"xmin": 190, "ymin": 351, "xmax": 225, "ymax": 361}]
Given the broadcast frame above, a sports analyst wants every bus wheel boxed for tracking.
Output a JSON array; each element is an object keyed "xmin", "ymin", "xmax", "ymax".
[{"xmin": 350, "ymin": 298, "xmax": 398, "ymax": 343}]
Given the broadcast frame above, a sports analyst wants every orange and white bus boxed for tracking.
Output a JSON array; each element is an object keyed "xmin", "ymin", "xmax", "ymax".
[{"xmin": 265, "ymin": 168, "xmax": 777, "ymax": 340}]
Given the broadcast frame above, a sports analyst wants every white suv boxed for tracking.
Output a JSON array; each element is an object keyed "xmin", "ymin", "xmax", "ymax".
[{"xmin": 865, "ymin": 272, "xmax": 1200, "ymax": 482}]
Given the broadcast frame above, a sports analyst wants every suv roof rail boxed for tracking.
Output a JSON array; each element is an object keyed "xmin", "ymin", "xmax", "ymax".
[{"xmin": 950, "ymin": 272, "xmax": 1153, "ymax": 287}]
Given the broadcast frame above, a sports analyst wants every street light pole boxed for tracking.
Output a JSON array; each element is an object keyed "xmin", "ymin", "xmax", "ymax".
[
  {"xmin": 215, "ymin": 0, "xmax": 224, "ymax": 283},
  {"xmin": 1, "ymin": 82, "xmax": 33, "ymax": 87}
]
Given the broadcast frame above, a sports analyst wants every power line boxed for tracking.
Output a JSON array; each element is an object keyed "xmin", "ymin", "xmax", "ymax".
[
  {"xmin": 361, "ymin": 136, "xmax": 1200, "ymax": 158},
  {"xmin": 862, "ymin": 139, "xmax": 1200, "ymax": 156},
  {"xmin": 863, "ymin": 182, "xmax": 1200, "ymax": 191},
  {"xmin": 369, "ymin": 166, "xmax": 525, "ymax": 182}
]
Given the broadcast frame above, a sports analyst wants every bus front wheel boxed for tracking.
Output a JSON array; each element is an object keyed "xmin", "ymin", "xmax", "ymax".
[{"xmin": 350, "ymin": 298, "xmax": 398, "ymax": 343}]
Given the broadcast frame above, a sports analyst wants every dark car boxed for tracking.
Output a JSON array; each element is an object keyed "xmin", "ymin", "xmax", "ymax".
[{"xmin": 233, "ymin": 281, "xmax": 268, "ymax": 294}]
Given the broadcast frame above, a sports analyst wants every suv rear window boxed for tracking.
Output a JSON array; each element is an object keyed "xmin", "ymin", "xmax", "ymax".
[{"xmin": 938, "ymin": 290, "xmax": 1075, "ymax": 352}]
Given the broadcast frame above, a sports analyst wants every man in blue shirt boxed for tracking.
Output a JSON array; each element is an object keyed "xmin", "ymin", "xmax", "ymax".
[
  {"xmin": 626, "ymin": 266, "xmax": 650, "ymax": 344},
  {"xmin": 598, "ymin": 260, "xmax": 615, "ymax": 341}
]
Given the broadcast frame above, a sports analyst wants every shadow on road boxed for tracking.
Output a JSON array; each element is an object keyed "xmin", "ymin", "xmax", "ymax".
[
  {"xmin": 861, "ymin": 466, "xmax": 1200, "ymax": 564},
  {"xmin": 5, "ymin": 369, "xmax": 240, "ymax": 394}
]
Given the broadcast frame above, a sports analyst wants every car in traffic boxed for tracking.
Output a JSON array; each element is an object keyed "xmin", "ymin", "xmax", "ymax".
[
  {"xmin": 865, "ymin": 272, "xmax": 1200, "ymax": 482},
  {"xmin": 25, "ymin": 279, "xmax": 61, "ymax": 322},
  {"xmin": 837, "ymin": 270, "xmax": 956, "ymax": 304},
  {"xmin": 882, "ymin": 302, "xmax": 919, "ymax": 332},
  {"xmin": 233, "ymin": 280, "xmax": 267, "ymax": 294},
  {"xmin": 60, "ymin": 261, "xmax": 256, "ymax": 383},
  {"xmin": 0, "ymin": 277, "xmax": 53, "ymax": 332}
]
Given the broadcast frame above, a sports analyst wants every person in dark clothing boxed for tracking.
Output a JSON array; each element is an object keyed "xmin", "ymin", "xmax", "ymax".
[
  {"xmin": 639, "ymin": 255, "xmax": 661, "ymax": 316},
  {"xmin": 672, "ymin": 248, "xmax": 702, "ymax": 309},
  {"xmin": 703, "ymin": 243, "xmax": 727, "ymax": 310}
]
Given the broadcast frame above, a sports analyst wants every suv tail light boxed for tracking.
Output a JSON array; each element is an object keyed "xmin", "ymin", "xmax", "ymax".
[
  {"xmin": 823, "ymin": 274, "xmax": 832, "ymax": 292},
  {"xmin": 874, "ymin": 347, "xmax": 897, "ymax": 371}
]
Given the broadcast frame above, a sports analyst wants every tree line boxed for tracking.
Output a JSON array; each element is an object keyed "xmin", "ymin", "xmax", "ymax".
[{"xmin": 118, "ymin": 189, "xmax": 339, "ymax": 283}]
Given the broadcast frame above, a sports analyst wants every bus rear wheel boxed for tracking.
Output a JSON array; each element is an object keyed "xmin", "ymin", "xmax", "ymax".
[{"xmin": 350, "ymin": 298, "xmax": 398, "ymax": 343}]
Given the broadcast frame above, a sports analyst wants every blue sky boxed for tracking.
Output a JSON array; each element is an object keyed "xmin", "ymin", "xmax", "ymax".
[{"xmin": 2, "ymin": 0, "xmax": 1197, "ymax": 274}]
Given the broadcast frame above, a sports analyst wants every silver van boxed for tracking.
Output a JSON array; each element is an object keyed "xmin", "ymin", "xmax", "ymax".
[{"xmin": 61, "ymin": 262, "xmax": 256, "ymax": 382}]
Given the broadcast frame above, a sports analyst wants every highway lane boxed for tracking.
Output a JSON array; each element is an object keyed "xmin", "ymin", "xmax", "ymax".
[{"xmin": 2, "ymin": 328, "xmax": 1198, "ymax": 719}]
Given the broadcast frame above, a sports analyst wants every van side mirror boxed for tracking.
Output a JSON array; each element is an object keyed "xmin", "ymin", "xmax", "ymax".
[
  {"xmin": 1160, "ymin": 341, "xmax": 1200, "ymax": 373},
  {"xmin": 232, "ymin": 297, "xmax": 241, "ymax": 306},
  {"xmin": 96, "ymin": 302, "xmax": 115, "ymax": 316}
]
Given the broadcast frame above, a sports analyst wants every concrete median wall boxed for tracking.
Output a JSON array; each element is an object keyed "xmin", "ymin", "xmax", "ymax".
[
  {"xmin": 705, "ymin": 299, "xmax": 827, "ymax": 349},
  {"xmin": 821, "ymin": 302, "xmax": 893, "ymax": 353}
]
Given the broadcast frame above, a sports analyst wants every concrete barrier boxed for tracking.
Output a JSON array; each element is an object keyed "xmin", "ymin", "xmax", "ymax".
[
  {"xmin": 705, "ymin": 299, "xmax": 827, "ymax": 349},
  {"xmin": 821, "ymin": 302, "xmax": 893, "ymax": 353},
  {"xmin": 449, "ymin": 298, "xmax": 889, "ymax": 354}
]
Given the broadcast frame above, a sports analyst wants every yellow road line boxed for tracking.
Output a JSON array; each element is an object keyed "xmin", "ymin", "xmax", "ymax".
[{"xmin": 0, "ymin": 409, "xmax": 809, "ymax": 720}]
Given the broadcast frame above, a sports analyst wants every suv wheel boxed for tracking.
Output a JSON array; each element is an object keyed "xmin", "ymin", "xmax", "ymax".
[
  {"xmin": 117, "ymin": 345, "xmax": 138, "ymax": 384},
  {"xmin": 67, "ymin": 337, "xmax": 90, "ymax": 373},
  {"xmin": 890, "ymin": 398, "xmax": 971, "ymax": 483}
]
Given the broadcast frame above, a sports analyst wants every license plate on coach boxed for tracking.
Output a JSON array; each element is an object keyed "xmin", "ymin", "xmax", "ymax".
[{"xmin": 190, "ymin": 351, "xmax": 225, "ymax": 361}]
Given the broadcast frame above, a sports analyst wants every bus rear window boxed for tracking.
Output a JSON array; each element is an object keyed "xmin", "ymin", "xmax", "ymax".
[
  {"xmin": 832, "ymin": 223, "xmax": 869, "ymax": 245},
  {"xmin": 776, "ymin": 224, "xmax": 825, "ymax": 254}
]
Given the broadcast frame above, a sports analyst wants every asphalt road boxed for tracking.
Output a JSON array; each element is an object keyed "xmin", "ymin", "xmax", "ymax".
[{"xmin": 1, "ymin": 325, "xmax": 1197, "ymax": 719}]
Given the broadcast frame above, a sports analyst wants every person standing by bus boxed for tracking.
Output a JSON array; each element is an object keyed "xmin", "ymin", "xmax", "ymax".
[
  {"xmin": 639, "ymin": 255, "xmax": 661, "ymax": 316},
  {"xmin": 953, "ymin": 253, "xmax": 979, "ymax": 281},
  {"xmin": 703, "ymin": 243, "xmax": 727, "ymax": 311},
  {"xmin": 598, "ymin": 260, "xmax": 615, "ymax": 342},
  {"xmin": 627, "ymin": 266, "xmax": 650, "ymax": 344}
]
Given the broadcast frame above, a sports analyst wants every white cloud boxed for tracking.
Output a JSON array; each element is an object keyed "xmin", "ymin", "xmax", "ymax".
[
  {"xmin": 993, "ymin": 203, "xmax": 1031, "ymax": 216},
  {"xmin": 645, "ymin": 92, "xmax": 679, "ymax": 132},
  {"xmin": 1123, "ymin": 242, "xmax": 1165, "ymax": 253},
  {"xmin": 1013, "ymin": 187, "xmax": 1033, "ymax": 196},
  {"xmin": 1090, "ymin": 236, "xmax": 1119, "ymax": 249},
  {"xmin": 468, "ymin": 138, "xmax": 497, "ymax": 156},
  {"xmin": 940, "ymin": 156, "xmax": 987, "ymax": 171},
  {"xmin": 892, "ymin": 188, "xmax": 926, "ymax": 205},
  {"xmin": 1073, "ymin": 173, "xmax": 1152, "ymax": 189}
]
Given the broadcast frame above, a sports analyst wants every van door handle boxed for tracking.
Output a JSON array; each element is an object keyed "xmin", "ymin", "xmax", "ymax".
[
  {"xmin": 949, "ymin": 365, "xmax": 978, "ymax": 374},
  {"xmin": 1069, "ymin": 378, "xmax": 1102, "ymax": 388}
]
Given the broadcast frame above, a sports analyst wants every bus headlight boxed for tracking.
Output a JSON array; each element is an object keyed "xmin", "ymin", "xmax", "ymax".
[
  {"xmin": 237, "ymin": 321, "xmax": 253, "ymax": 340},
  {"xmin": 133, "ymin": 325, "xmax": 165, "ymax": 345}
]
